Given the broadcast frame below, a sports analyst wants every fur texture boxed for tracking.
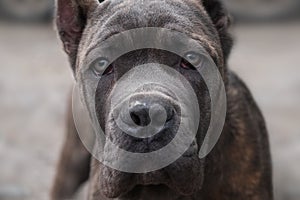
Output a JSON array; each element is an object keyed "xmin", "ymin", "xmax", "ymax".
[{"xmin": 51, "ymin": 0, "xmax": 273, "ymax": 199}]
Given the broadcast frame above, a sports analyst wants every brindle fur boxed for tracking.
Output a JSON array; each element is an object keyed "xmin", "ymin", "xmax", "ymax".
[{"xmin": 51, "ymin": 0, "xmax": 273, "ymax": 199}]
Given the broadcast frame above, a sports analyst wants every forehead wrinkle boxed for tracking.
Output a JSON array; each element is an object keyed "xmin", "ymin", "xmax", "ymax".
[
  {"xmin": 80, "ymin": 0, "xmax": 130, "ymax": 55},
  {"xmin": 79, "ymin": 0, "xmax": 223, "ymax": 68},
  {"xmin": 82, "ymin": 14, "xmax": 127, "ymax": 58},
  {"xmin": 83, "ymin": 9, "xmax": 191, "ymax": 58},
  {"xmin": 83, "ymin": 1, "xmax": 185, "ymax": 47}
]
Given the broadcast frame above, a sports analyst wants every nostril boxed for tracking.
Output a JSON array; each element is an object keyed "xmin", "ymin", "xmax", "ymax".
[
  {"xmin": 130, "ymin": 112, "xmax": 141, "ymax": 126},
  {"xmin": 129, "ymin": 105, "xmax": 151, "ymax": 127}
]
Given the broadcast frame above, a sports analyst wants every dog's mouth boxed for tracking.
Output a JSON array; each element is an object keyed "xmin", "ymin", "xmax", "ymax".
[
  {"xmin": 120, "ymin": 184, "xmax": 179, "ymax": 200},
  {"xmin": 99, "ymin": 153, "xmax": 204, "ymax": 199},
  {"xmin": 124, "ymin": 184, "xmax": 173, "ymax": 198}
]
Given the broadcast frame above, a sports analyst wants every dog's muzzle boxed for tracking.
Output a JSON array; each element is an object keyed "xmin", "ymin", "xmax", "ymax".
[{"xmin": 113, "ymin": 84, "xmax": 179, "ymax": 142}]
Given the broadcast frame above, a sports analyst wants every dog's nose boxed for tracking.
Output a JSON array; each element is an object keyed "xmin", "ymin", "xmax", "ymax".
[
  {"xmin": 114, "ymin": 95, "xmax": 179, "ymax": 152},
  {"xmin": 127, "ymin": 99, "xmax": 174, "ymax": 129},
  {"xmin": 129, "ymin": 103, "xmax": 151, "ymax": 126}
]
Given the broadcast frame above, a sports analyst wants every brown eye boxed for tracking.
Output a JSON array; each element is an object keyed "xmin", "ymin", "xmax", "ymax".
[
  {"xmin": 180, "ymin": 52, "xmax": 200, "ymax": 70},
  {"xmin": 91, "ymin": 58, "xmax": 114, "ymax": 76}
]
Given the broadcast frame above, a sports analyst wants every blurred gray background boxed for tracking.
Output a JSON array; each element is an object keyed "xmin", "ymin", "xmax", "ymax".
[{"xmin": 0, "ymin": 0, "xmax": 299, "ymax": 199}]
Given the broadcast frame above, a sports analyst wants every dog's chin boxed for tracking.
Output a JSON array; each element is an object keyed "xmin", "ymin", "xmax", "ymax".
[
  {"xmin": 99, "ymin": 153, "xmax": 204, "ymax": 199},
  {"xmin": 120, "ymin": 184, "xmax": 179, "ymax": 200}
]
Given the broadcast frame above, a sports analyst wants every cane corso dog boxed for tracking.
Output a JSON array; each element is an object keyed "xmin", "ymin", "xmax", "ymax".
[{"xmin": 51, "ymin": 0, "xmax": 273, "ymax": 199}]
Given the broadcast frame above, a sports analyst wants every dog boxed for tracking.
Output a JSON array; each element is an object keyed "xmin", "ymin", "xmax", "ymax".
[{"xmin": 51, "ymin": 0, "xmax": 273, "ymax": 199}]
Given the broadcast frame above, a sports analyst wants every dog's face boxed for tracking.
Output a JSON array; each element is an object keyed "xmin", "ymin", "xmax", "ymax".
[{"xmin": 57, "ymin": 0, "xmax": 232, "ymax": 199}]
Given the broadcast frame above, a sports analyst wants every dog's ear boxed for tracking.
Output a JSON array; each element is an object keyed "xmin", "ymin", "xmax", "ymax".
[
  {"xmin": 201, "ymin": 0, "xmax": 231, "ymax": 32},
  {"xmin": 56, "ymin": 0, "xmax": 99, "ymax": 69},
  {"xmin": 201, "ymin": 0, "xmax": 233, "ymax": 60}
]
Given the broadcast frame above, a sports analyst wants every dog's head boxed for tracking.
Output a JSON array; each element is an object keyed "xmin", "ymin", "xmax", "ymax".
[{"xmin": 56, "ymin": 0, "xmax": 232, "ymax": 199}]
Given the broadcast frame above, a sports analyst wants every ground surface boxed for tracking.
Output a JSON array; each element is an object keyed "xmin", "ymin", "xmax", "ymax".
[{"xmin": 0, "ymin": 22, "xmax": 299, "ymax": 200}]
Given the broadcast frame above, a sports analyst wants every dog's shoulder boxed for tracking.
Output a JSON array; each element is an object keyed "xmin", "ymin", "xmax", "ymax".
[
  {"xmin": 226, "ymin": 69, "xmax": 271, "ymax": 171},
  {"xmin": 225, "ymin": 70, "xmax": 269, "ymax": 145},
  {"xmin": 202, "ymin": 70, "xmax": 273, "ymax": 199},
  {"xmin": 227, "ymin": 70, "xmax": 265, "ymax": 125}
]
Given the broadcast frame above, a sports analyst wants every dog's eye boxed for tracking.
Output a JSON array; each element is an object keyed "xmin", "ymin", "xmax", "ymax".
[
  {"xmin": 91, "ymin": 58, "xmax": 114, "ymax": 76},
  {"xmin": 180, "ymin": 52, "xmax": 200, "ymax": 70}
]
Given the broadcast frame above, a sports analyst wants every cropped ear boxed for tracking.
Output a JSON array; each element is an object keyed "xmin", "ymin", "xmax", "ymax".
[
  {"xmin": 201, "ymin": 0, "xmax": 233, "ymax": 61},
  {"xmin": 56, "ymin": 0, "xmax": 99, "ymax": 70}
]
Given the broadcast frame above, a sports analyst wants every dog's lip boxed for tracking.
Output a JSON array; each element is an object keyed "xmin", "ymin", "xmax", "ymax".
[
  {"xmin": 116, "ymin": 166, "xmax": 199, "ymax": 198},
  {"xmin": 100, "ymin": 155, "xmax": 202, "ymax": 198},
  {"xmin": 105, "ymin": 177, "xmax": 170, "ymax": 198},
  {"xmin": 120, "ymin": 184, "xmax": 175, "ymax": 199}
]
